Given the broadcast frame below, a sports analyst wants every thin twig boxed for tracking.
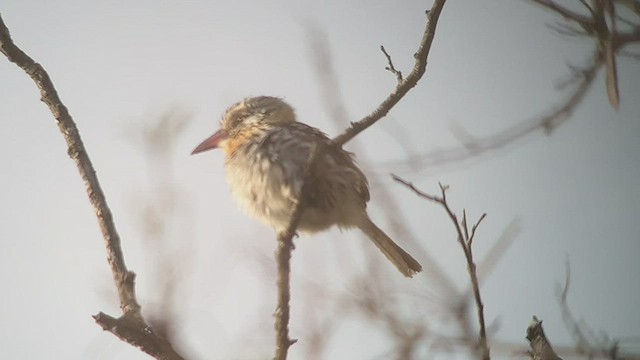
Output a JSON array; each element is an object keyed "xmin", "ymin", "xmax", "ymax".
[
  {"xmin": 0, "ymin": 14, "xmax": 184, "ymax": 360},
  {"xmin": 529, "ymin": 0, "xmax": 595, "ymax": 28},
  {"xmin": 380, "ymin": 45, "xmax": 404, "ymax": 83},
  {"xmin": 469, "ymin": 213, "xmax": 487, "ymax": 246},
  {"xmin": 333, "ymin": 0, "xmax": 447, "ymax": 147},
  {"xmin": 375, "ymin": 50, "xmax": 602, "ymax": 175},
  {"xmin": 392, "ymin": 175, "xmax": 490, "ymax": 360}
]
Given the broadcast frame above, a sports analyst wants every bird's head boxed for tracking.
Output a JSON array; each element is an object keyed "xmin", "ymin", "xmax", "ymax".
[{"xmin": 191, "ymin": 96, "xmax": 295, "ymax": 155}]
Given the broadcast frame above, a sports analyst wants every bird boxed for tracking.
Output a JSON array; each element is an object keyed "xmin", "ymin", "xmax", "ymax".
[{"xmin": 192, "ymin": 96, "xmax": 422, "ymax": 277}]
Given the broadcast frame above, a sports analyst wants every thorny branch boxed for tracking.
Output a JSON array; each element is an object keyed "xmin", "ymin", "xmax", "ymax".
[
  {"xmin": 392, "ymin": 175, "xmax": 490, "ymax": 360},
  {"xmin": 0, "ymin": 13, "xmax": 184, "ymax": 360},
  {"xmin": 273, "ymin": 1, "xmax": 448, "ymax": 359}
]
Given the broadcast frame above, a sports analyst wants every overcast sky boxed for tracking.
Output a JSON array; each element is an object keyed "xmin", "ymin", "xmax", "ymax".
[{"xmin": 1, "ymin": 1, "xmax": 639, "ymax": 359}]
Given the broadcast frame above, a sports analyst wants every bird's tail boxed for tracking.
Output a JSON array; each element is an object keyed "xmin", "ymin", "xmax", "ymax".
[{"xmin": 356, "ymin": 215, "xmax": 422, "ymax": 278}]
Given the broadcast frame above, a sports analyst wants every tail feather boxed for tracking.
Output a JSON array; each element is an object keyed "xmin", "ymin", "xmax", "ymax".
[{"xmin": 356, "ymin": 215, "xmax": 422, "ymax": 277}]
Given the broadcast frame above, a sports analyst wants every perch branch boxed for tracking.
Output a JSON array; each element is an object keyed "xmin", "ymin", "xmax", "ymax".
[{"xmin": 273, "ymin": 2, "xmax": 448, "ymax": 359}]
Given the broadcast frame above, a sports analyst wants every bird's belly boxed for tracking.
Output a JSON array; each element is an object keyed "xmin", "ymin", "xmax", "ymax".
[
  {"xmin": 225, "ymin": 157, "xmax": 302, "ymax": 231},
  {"xmin": 225, "ymin": 151, "xmax": 362, "ymax": 233}
]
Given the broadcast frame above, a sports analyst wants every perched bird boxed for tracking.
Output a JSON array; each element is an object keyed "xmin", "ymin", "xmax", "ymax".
[{"xmin": 192, "ymin": 96, "xmax": 422, "ymax": 277}]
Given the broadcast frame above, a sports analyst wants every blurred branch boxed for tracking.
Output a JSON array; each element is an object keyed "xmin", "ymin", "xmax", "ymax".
[
  {"xmin": 130, "ymin": 109, "xmax": 193, "ymax": 350},
  {"xmin": 380, "ymin": 45, "xmax": 404, "ymax": 83},
  {"xmin": 530, "ymin": 0, "xmax": 640, "ymax": 108},
  {"xmin": 0, "ymin": 13, "xmax": 185, "ymax": 360},
  {"xmin": 373, "ymin": 0, "xmax": 638, "ymax": 174},
  {"xmin": 377, "ymin": 50, "xmax": 601, "ymax": 174},
  {"xmin": 526, "ymin": 316, "xmax": 562, "ymax": 360},
  {"xmin": 392, "ymin": 175, "xmax": 490, "ymax": 360},
  {"xmin": 557, "ymin": 262, "xmax": 640, "ymax": 360}
]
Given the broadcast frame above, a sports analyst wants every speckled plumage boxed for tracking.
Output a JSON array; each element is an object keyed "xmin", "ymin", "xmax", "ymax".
[{"xmin": 193, "ymin": 96, "xmax": 422, "ymax": 277}]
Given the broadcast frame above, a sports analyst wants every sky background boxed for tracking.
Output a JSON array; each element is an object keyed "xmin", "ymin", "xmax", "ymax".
[{"xmin": 1, "ymin": 0, "xmax": 639, "ymax": 359}]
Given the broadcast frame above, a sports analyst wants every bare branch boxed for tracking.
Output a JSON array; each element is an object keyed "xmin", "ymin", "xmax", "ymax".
[
  {"xmin": 94, "ymin": 313, "xmax": 185, "ymax": 360},
  {"xmin": 0, "ymin": 14, "xmax": 184, "ymax": 359},
  {"xmin": 380, "ymin": 45, "xmax": 404, "ymax": 83},
  {"xmin": 273, "ymin": 140, "xmax": 321, "ymax": 360},
  {"xmin": 529, "ymin": 0, "xmax": 595, "ymax": 28},
  {"xmin": 376, "ymin": 51, "xmax": 602, "ymax": 174},
  {"xmin": 469, "ymin": 213, "xmax": 487, "ymax": 246},
  {"xmin": 392, "ymin": 175, "xmax": 490, "ymax": 360},
  {"xmin": 0, "ymin": 12, "xmax": 136, "ymax": 316},
  {"xmin": 604, "ymin": 0, "xmax": 621, "ymax": 108},
  {"xmin": 332, "ymin": 0, "xmax": 447, "ymax": 146}
]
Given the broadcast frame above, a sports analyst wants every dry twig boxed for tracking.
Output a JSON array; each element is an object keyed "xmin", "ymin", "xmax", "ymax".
[{"xmin": 392, "ymin": 175, "xmax": 490, "ymax": 360}]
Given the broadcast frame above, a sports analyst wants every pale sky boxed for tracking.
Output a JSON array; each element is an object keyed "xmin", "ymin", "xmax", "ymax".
[{"xmin": 1, "ymin": 1, "xmax": 639, "ymax": 359}]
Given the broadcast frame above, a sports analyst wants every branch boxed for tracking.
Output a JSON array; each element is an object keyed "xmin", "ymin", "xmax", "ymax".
[
  {"xmin": 530, "ymin": 0, "xmax": 640, "ymax": 108},
  {"xmin": 556, "ymin": 263, "xmax": 640, "ymax": 360},
  {"xmin": 0, "ymin": 13, "xmax": 184, "ymax": 359},
  {"xmin": 371, "ymin": 0, "xmax": 636, "ymax": 175},
  {"xmin": 376, "ymin": 51, "xmax": 602, "ymax": 174},
  {"xmin": 273, "ymin": 141, "xmax": 320, "ymax": 360},
  {"xmin": 529, "ymin": 0, "xmax": 595, "ymax": 28},
  {"xmin": 332, "ymin": 0, "xmax": 447, "ymax": 146},
  {"xmin": 94, "ymin": 313, "xmax": 184, "ymax": 360},
  {"xmin": 380, "ymin": 45, "xmax": 404, "ymax": 83},
  {"xmin": 392, "ymin": 175, "xmax": 490, "ymax": 360}
]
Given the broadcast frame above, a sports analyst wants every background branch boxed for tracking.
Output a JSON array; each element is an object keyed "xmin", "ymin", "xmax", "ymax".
[{"xmin": 376, "ymin": 51, "xmax": 601, "ymax": 174}]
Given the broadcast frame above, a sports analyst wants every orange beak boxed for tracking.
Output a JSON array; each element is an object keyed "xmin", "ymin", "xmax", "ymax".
[{"xmin": 191, "ymin": 130, "xmax": 227, "ymax": 155}]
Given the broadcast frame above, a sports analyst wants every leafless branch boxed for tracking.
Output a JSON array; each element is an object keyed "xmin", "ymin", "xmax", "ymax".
[
  {"xmin": 380, "ymin": 45, "xmax": 404, "ymax": 83},
  {"xmin": 332, "ymin": 0, "xmax": 447, "ymax": 147},
  {"xmin": 0, "ymin": 13, "xmax": 185, "ymax": 360},
  {"xmin": 529, "ymin": 0, "xmax": 595, "ymax": 28},
  {"xmin": 557, "ymin": 263, "xmax": 640, "ymax": 360},
  {"xmin": 375, "ymin": 50, "xmax": 602, "ymax": 175},
  {"xmin": 530, "ymin": 0, "xmax": 640, "ymax": 108},
  {"xmin": 273, "ymin": 140, "xmax": 320, "ymax": 360},
  {"xmin": 391, "ymin": 175, "xmax": 490, "ymax": 360}
]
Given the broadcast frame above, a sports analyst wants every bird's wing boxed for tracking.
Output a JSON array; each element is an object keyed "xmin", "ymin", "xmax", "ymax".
[{"xmin": 260, "ymin": 123, "xmax": 370, "ymax": 210}]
